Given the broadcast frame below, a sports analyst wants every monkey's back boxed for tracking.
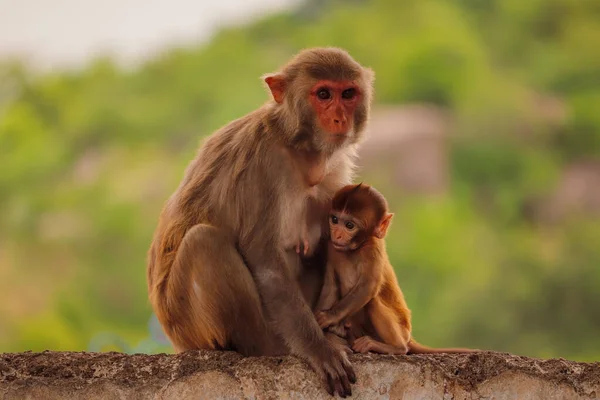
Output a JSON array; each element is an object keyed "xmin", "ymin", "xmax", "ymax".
[
  {"xmin": 377, "ymin": 257, "xmax": 412, "ymax": 332},
  {"xmin": 147, "ymin": 107, "xmax": 283, "ymax": 305},
  {"xmin": 362, "ymin": 240, "xmax": 412, "ymax": 335}
]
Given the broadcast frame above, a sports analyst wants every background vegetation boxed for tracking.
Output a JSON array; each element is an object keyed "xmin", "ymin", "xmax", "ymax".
[{"xmin": 1, "ymin": 0, "xmax": 599, "ymax": 361}]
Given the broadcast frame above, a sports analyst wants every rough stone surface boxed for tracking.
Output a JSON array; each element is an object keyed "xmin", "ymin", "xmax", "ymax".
[{"xmin": 1, "ymin": 350, "xmax": 599, "ymax": 399}]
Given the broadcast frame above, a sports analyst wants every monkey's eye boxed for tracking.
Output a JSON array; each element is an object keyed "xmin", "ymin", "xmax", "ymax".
[
  {"xmin": 341, "ymin": 88, "xmax": 356, "ymax": 99},
  {"xmin": 317, "ymin": 88, "xmax": 331, "ymax": 100},
  {"xmin": 331, "ymin": 215, "xmax": 338, "ymax": 224},
  {"xmin": 345, "ymin": 221, "xmax": 355, "ymax": 230}
]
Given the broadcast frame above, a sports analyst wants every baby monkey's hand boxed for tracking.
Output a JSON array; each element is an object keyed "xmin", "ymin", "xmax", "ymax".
[{"xmin": 315, "ymin": 310, "xmax": 338, "ymax": 329}]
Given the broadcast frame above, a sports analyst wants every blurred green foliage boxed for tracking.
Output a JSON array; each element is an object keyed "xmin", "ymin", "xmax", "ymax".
[{"xmin": 0, "ymin": 0, "xmax": 599, "ymax": 361}]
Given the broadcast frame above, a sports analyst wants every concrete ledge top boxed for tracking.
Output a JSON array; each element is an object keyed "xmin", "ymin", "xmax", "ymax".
[{"xmin": 1, "ymin": 350, "xmax": 599, "ymax": 399}]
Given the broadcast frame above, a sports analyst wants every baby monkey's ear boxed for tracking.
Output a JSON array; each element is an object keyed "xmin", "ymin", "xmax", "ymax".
[{"xmin": 374, "ymin": 213, "xmax": 394, "ymax": 239}]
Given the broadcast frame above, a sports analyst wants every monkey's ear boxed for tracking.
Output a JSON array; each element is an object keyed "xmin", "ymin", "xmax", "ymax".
[
  {"xmin": 262, "ymin": 73, "xmax": 286, "ymax": 104},
  {"xmin": 374, "ymin": 213, "xmax": 393, "ymax": 239}
]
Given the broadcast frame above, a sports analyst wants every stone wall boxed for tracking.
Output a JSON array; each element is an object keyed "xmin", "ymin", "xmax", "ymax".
[{"xmin": 1, "ymin": 351, "xmax": 599, "ymax": 399}]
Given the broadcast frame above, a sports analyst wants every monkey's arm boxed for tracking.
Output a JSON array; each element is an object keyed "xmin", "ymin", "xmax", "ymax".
[
  {"xmin": 241, "ymin": 237, "xmax": 355, "ymax": 394},
  {"xmin": 245, "ymin": 246, "xmax": 321, "ymax": 347},
  {"xmin": 315, "ymin": 261, "xmax": 338, "ymax": 312},
  {"xmin": 315, "ymin": 272, "xmax": 379, "ymax": 329}
]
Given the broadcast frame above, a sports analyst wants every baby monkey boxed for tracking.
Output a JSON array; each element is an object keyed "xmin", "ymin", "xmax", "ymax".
[{"xmin": 313, "ymin": 183, "xmax": 476, "ymax": 355}]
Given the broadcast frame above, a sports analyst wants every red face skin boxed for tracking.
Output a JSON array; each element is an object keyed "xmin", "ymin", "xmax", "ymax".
[
  {"xmin": 329, "ymin": 212, "xmax": 360, "ymax": 250},
  {"xmin": 308, "ymin": 80, "xmax": 362, "ymax": 137}
]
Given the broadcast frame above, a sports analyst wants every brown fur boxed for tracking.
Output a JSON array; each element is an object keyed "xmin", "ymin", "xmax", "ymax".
[
  {"xmin": 147, "ymin": 47, "xmax": 374, "ymax": 397},
  {"xmin": 315, "ymin": 183, "xmax": 478, "ymax": 355}
]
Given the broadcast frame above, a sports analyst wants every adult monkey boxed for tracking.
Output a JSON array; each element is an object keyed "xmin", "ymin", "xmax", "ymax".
[{"xmin": 147, "ymin": 47, "xmax": 374, "ymax": 397}]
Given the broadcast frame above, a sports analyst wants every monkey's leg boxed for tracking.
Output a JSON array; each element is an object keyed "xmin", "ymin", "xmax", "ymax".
[
  {"xmin": 356, "ymin": 297, "xmax": 410, "ymax": 355},
  {"xmin": 167, "ymin": 224, "xmax": 285, "ymax": 356}
]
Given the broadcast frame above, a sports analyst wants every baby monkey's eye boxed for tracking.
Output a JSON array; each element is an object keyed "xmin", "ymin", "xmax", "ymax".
[
  {"xmin": 331, "ymin": 215, "xmax": 338, "ymax": 224},
  {"xmin": 345, "ymin": 221, "xmax": 355, "ymax": 230}
]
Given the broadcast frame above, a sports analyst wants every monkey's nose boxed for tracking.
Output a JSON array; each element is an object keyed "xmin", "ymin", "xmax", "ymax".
[{"xmin": 333, "ymin": 116, "xmax": 346, "ymax": 125}]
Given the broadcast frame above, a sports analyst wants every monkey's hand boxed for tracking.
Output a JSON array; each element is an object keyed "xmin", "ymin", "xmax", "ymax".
[
  {"xmin": 315, "ymin": 310, "xmax": 339, "ymax": 329},
  {"xmin": 307, "ymin": 339, "xmax": 356, "ymax": 398},
  {"xmin": 325, "ymin": 330, "xmax": 353, "ymax": 356}
]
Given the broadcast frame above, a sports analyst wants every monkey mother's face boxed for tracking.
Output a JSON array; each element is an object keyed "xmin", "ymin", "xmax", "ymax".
[
  {"xmin": 308, "ymin": 79, "xmax": 362, "ymax": 141},
  {"xmin": 264, "ymin": 47, "xmax": 373, "ymax": 150}
]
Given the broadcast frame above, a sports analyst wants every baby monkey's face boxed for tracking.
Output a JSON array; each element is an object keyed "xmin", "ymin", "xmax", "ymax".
[
  {"xmin": 328, "ymin": 183, "xmax": 394, "ymax": 252},
  {"xmin": 328, "ymin": 211, "xmax": 363, "ymax": 251}
]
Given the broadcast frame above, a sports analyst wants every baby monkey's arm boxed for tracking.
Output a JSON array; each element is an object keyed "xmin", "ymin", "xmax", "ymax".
[{"xmin": 315, "ymin": 262, "xmax": 380, "ymax": 329}]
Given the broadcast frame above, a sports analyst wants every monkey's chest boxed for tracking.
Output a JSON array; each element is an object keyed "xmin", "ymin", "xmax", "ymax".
[
  {"xmin": 279, "ymin": 195, "xmax": 323, "ymax": 252},
  {"xmin": 334, "ymin": 263, "xmax": 362, "ymax": 298}
]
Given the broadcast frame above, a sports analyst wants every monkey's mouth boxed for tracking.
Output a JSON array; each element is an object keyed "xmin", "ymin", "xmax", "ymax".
[
  {"xmin": 328, "ymin": 132, "xmax": 348, "ymax": 141},
  {"xmin": 331, "ymin": 241, "xmax": 348, "ymax": 251}
]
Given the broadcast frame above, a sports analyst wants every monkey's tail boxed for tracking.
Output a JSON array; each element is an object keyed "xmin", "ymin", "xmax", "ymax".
[{"xmin": 407, "ymin": 339, "xmax": 477, "ymax": 354}]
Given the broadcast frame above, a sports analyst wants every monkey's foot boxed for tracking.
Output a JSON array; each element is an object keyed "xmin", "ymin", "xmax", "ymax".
[
  {"xmin": 352, "ymin": 336, "xmax": 375, "ymax": 353},
  {"xmin": 352, "ymin": 336, "xmax": 408, "ymax": 355}
]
